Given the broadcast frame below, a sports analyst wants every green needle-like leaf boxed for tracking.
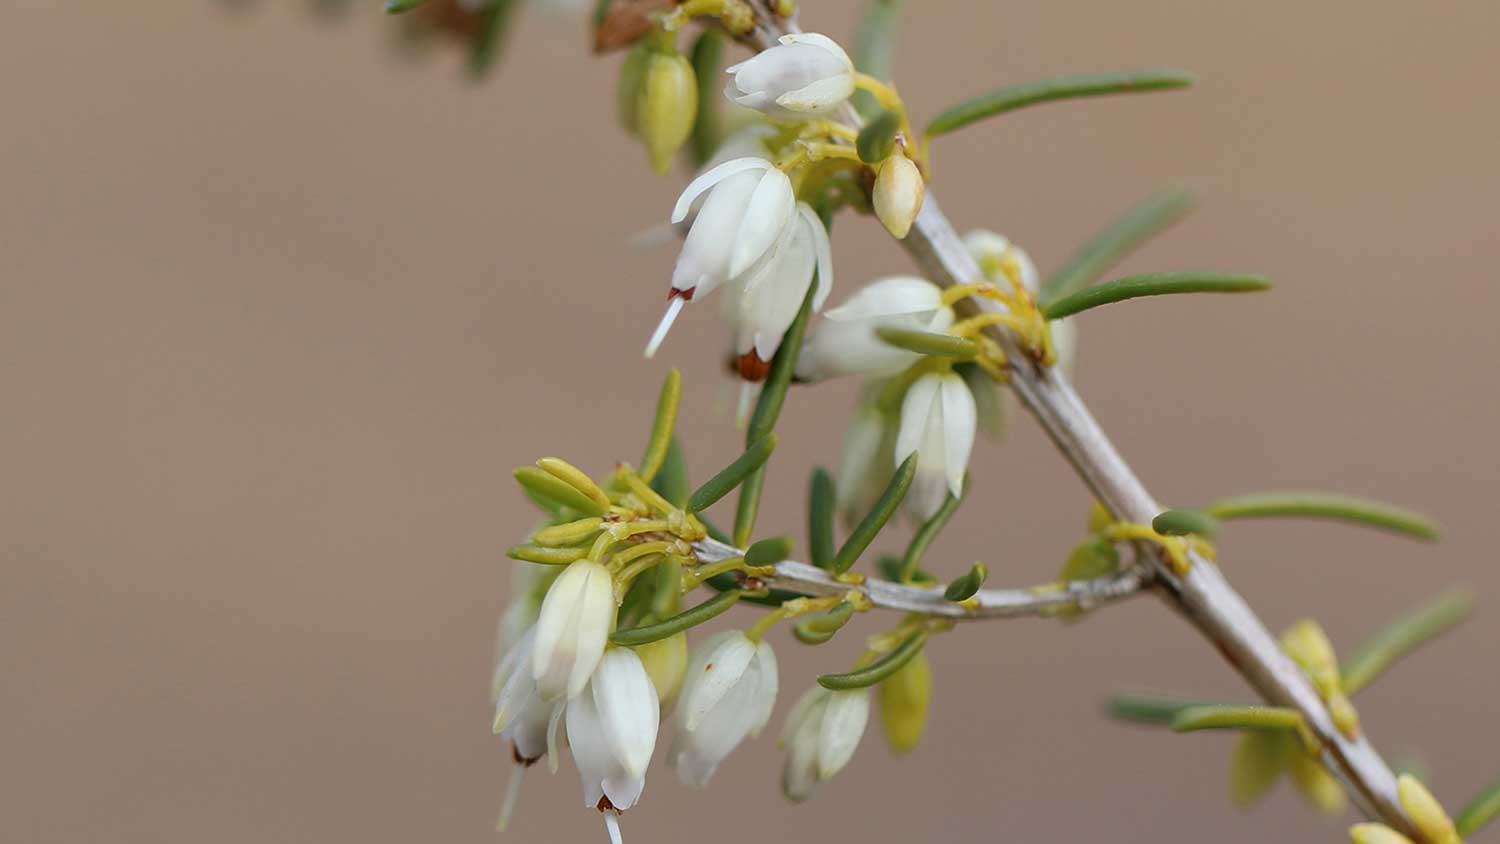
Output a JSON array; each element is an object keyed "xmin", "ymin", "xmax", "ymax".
[
  {"xmin": 384, "ymin": 0, "xmax": 429, "ymax": 13},
  {"xmin": 688, "ymin": 30, "xmax": 724, "ymax": 167},
  {"xmin": 1041, "ymin": 271, "xmax": 1271, "ymax": 320},
  {"xmin": 1457, "ymin": 781, "xmax": 1500, "ymax": 838},
  {"xmin": 514, "ymin": 466, "xmax": 607, "ymax": 517},
  {"xmin": 469, "ymin": 0, "xmax": 517, "ymax": 78},
  {"xmin": 1341, "ymin": 589, "xmax": 1474, "ymax": 695},
  {"xmin": 732, "ymin": 466, "xmax": 766, "ymax": 549},
  {"xmin": 856, "ymin": 110, "xmax": 901, "ymax": 163},
  {"xmin": 818, "ymin": 631, "xmax": 927, "ymax": 690},
  {"xmin": 875, "ymin": 327, "xmax": 978, "ymax": 359},
  {"xmin": 1108, "ymin": 692, "xmax": 1242, "ymax": 726},
  {"xmin": 610, "ymin": 590, "xmax": 741, "ymax": 646},
  {"xmin": 808, "ymin": 468, "xmax": 837, "ymax": 570},
  {"xmin": 687, "ymin": 433, "xmax": 777, "ymax": 514},
  {"xmin": 793, "ymin": 601, "xmax": 856, "ymax": 645},
  {"xmin": 1041, "ymin": 188, "xmax": 1196, "ymax": 305},
  {"xmin": 925, "ymin": 68, "xmax": 1194, "ymax": 139},
  {"xmin": 639, "ymin": 368, "xmax": 681, "ymax": 483},
  {"xmin": 832, "ymin": 454, "xmax": 917, "ymax": 575},
  {"xmin": 942, "ymin": 562, "xmax": 988, "ymax": 602},
  {"xmin": 899, "ymin": 475, "xmax": 967, "ymax": 583},
  {"xmin": 506, "ymin": 544, "xmax": 588, "ymax": 565},
  {"xmin": 1171, "ymin": 705, "xmax": 1302, "ymax": 732},
  {"xmin": 650, "ymin": 436, "xmax": 690, "ymax": 508},
  {"xmin": 850, "ymin": 0, "xmax": 904, "ymax": 117},
  {"xmin": 1151, "ymin": 508, "xmax": 1221, "ymax": 538},
  {"xmin": 744, "ymin": 535, "xmax": 794, "ymax": 567},
  {"xmin": 1203, "ymin": 492, "xmax": 1441, "ymax": 542}
]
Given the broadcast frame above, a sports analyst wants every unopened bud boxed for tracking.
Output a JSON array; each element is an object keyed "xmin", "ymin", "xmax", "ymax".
[
  {"xmin": 1397, "ymin": 774, "xmax": 1460, "ymax": 844},
  {"xmin": 635, "ymin": 630, "xmax": 689, "ymax": 713},
  {"xmin": 878, "ymin": 650, "xmax": 930, "ymax": 755},
  {"xmin": 873, "ymin": 154, "xmax": 924, "ymax": 239},
  {"xmin": 1350, "ymin": 824, "xmax": 1415, "ymax": 844},
  {"xmin": 638, "ymin": 48, "xmax": 698, "ymax": 174}
]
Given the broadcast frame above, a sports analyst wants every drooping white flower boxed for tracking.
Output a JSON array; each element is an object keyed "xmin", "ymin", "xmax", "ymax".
[
  {"xmin": 895, "ymin": 371, "xmax": 977, "ymax": 520},
  {"xmin": 835, "ymin": 401, "xmax": 896, "ymax": 526},
  {"xmin": 567, "ymin": 647, "xmax": 660, "ymax": 816},
  {"xmin": 779, "ymin": 686, "xmax": 870, "ymax": 803},
  {"xmin": 647, "ymin": 158, "xmax": 797, "ymax": 357},
  {"xmin": 724, "ymin": 33, "xmax": 855, "ymax": 121},
  {"xmin": 794, "ymin": 276, "xmax": 955, "ymax": 382},
  {"xmin": 964, "ymin": 229, "xmax": 1077, "ymax": 372},
  {"xmin": 719, "ymin": 202, "xmax": 833, "ymax": 380},
  {"xmin": 491, "ymin": 626, "xmax": 558, "ymax": 831},
  {"xmin": 532, "ymin": 559, "xmax": 616, "ymax": 702},
  {"xmin": 670, "ymin": 631, "xmax": 779, "ymax": 788}
]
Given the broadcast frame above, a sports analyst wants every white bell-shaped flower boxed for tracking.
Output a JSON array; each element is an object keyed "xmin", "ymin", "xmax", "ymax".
[
  {"xmin": 835, "ymin": 402, "xmax": 896, "ymax": 526},
  {"xmin": 647, "ymin": 158, "xmax": 797, "ymax": 357},
  {"xmin": 964, "ymin": 229, "xmax": 1077, "ymax": 372},
  {"xmin": 567, "ymin": 647, "xmax": 660, "ymax": 814},
  {"xmin": 794, "ymin": 276, "xmax": 955, "ymax": 382},
  {"xmin": 719, "ymin": 202, "xmax": 833, "ymax": 380},
  {"xmin": 532, "ymin": 559, "xmax": 615, "ymax": 702},
  {"xmin": 724, "ymin": 33, "xmax": 855, "ymax": 121},
  {"xmin": 491, "ymin": 626, "xmax": 559, "ymax": 831},
  {"xmin": 670, "ymin": 631, "xmax": 779, "ymax": 788},
  {"xmin": 779, "ymin": 686, "xmax": 870, "ymax": 803},
  {"xmin": 895, "ymin": 371, "xmax": 977, "ymax": 520},
  {"xmin": 491, "ymin": 563, "xmax": 555, "ymax": 698}
]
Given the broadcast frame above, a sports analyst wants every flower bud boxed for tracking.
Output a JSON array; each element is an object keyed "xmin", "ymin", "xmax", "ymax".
[
  {"xmin": 634, "ymin": 631, "xmax": 688, "ymax": 713},
  {"xmin": 724, "ymin": 33, "xmax": 855, "ymax": 120},
  {"xmin": 873, "ymin": 154, "xmax": 924, "ymax": 239},
  {"xmin": 895, "ymin": 371, "xmax": 977, "ymax": 521},
  {"xmin": 878, "ymin": 650, "xmax": 930, "ymax": 755},
  {"xmin": 671, "ymin": 631, "xmax": 779, "ymax": 788},
  {"xmin": 1397, "ymin": 774, "xmax": 1460, "ymax": 844},
  {"xmin": 638, "ymin": 47, "xmax": 698, "ymax": 175},
  {"xmin": 780, "ymin": 686, "xmax": 870, "ymax": 802}
]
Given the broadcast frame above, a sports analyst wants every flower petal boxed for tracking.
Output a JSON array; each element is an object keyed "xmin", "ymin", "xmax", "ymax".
[
  {"xmin": 938, "ymin": 373, "xmax": 977, "ymax": 498},
  {"xmin": 592, "ymin": 648, "xmax": 660, "ymax": 779},
  {"xmin": 894, "ymin": 372, "xmax": 941, "ymax": 465},
  {"xmin": 823, "ymin": 276, "xmax": 943, "ymax": 322},
  {"xmin": 680, "ymin": 633, "xmax": 756, "ymax": 732},
  {"xmin": 816, "ymin": 689, "xmax": 869, "ymax": 779},
  {"xmin": 671, "ymin": 157, "xmax": 771, "ymax": 224}
]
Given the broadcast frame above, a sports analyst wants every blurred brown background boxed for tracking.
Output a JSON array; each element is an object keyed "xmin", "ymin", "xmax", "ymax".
[{"xmin": 3, "ymin": 1, "xmax": 1497, "ymax": 842}]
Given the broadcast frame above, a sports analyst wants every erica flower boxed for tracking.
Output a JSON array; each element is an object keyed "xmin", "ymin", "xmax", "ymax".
[
  {"xmin": 779, "ymin": 686, "xmax": 870, "ymax": 803},
  {"xmin": 567, "ymin": 647, "xmax": 660, "ymax": 839},
  {"xmin": 794, "ymin": 276, "xmax": 955, "ymax": 381},
  {"xmin": 647, "ymin": 158, "xmax": 797, "ymax": 357},
  {"xmin": 835, "ymin": 401, "xmax": 897, "ymax": 526},
  {"xmin": 532, "ymin": 559, "xmax": 615, "ymax": 702},
  {"xmin": 724, "ymin": 33, "xmax": 855, "ymax": 121},
  {"xmin": 720, "ymin": 202, "xmax": 833, "ymax": 380},
  {"xmin": 491, "ymin": 627, "xmax": 557, "ymax": 830},
  {"xmin": 964, "ymin": 229, "xmax": 1077, "ymax": 372},
  {"xmin": 895, "ymin": 371, "xmax": 977, "ymax": 520},
  {"xmin": 670, "ymin": 631, "xmax": 779, "ymax": 788}
]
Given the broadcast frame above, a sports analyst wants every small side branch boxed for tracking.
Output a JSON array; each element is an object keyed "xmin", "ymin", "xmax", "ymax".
[{"xmin": 691, "ymin": 537, "xmax": 1149, "ymax": 619}]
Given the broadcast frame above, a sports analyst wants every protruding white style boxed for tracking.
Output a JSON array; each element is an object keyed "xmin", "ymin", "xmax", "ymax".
[
  {"xmin": 724, "ymin": 33, "xmax": 856, "ymax": 120},
  {"xmin": 895, "ymin": 371, "xmax": 977, "ymax": 520},
  {"xmin": 873, "ymin": 154, "xmax": 925, "ymax": 239},
  {"xmin": 835, "ymin": 402, "xmax": 895, "ymax": 525},
  {"xmin": 648, "ymin": 158, "xmax": 797, "ymax": 357},
  {"xmin": 964, "ymin": 229, "xmax": 1077, "ymax": 371},
  {"xmin": 532, "ymin": 559, "xmax": 615, "ymax": 702},
  {"xmin": 721, "ymin": 203, "xmax": 833, "ymax": 374},
  {"xmin": 670, "ymin": 631, "xmax": 780, "ymax": 788},
  {"xmin": 779, "ymin": 686, "xmax": 870, "ymax": 803},
  {"xmin": 794, "ymin": 276, "xmax": 955, "ymax": 381},
  {"xmin": 567, "ymin": 647, "xmax": 660, "ymax": 814}
]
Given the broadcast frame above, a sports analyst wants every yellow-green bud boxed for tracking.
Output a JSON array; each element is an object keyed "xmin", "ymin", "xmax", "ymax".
[
  {"xmin": 617, "ymin": 43, "xmax": 651, "ymax": 138},
  {"xmin": 1280, "ymin": 619, "xmax": 1343, "ymax": 697},
  {"xmin": 638, "ymin": 49, "xmax": 698, "ymax": 175},
  {"xmin": 1397, "ymin": 774, "xmax": 1460, "ymax": 844},
  {"xmin": 872, "ymin": 153, "xmax": 924, "ymax": 239},
  {"xmin": 878, "ymin": 649, "xmax": 930, "ymax": 754},
  {"xmin": 635, "ymin": 631, "xmax": 688, "ymax": 712},
  {"xmin": 1228, "ymin": 730, "xmax": 1290, "ymax": 808},
  {"xmin": 1288, "ymin": 748, "xmax": 1348, "ymax": 815},
  {"xmin": 1350, "ymin": 824, "xmax": 1415, "ymax": 844}
]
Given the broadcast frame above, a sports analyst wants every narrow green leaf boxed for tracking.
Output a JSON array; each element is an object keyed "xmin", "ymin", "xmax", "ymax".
[
  {"xmin": 687, "ymin": 30, "xmax": 724, "ymax": 167},
  {"xmin": 850, "ymin": 0, "xmax": 904, "ymax": 117},
  {"xmin": 650, "ymin": 436, "xmax": 690, "ymax": 508},
  {"xmin": 899, "ymin": 475, "xmax": 967, "ymax": 583},
  {"xmin": 1341, "ymin": 589, "xmax": 1474, "ymax": 695},
  {"xmin": 875, "ymin": 327, "xmax": 978, "ymax": 359},
  {"xmin": 1151, "ymin": 508, "xmax": 1221, "ymax": 538},
  {"xmin": 808, "ymin": 468, "xmax": 837, "ymax": 570},
  {"xmin": 1041, "ymin": 188, "xmax": 1196, "ymax": 305},
  {"xmin": 384, "ymin": 0, "xmax": 429, "ymax": 13},
  {"xmin": 514, "ymin": 466, "xmax": 607, "ymax": 516},
  {"xmin": 1171, "ymin": 705, "xmax": 1302, "ymax": 732},
  {"xmin": 832, "ymin": 454, "xmax": 917, "ymax": 575},
  {"xmin": 506, "ymin": 544, "xmax": 588, "ymax": 565},
  {"xmin": 1041, "ymin": 271, "xmax": 1271, "ymax": 320},
  {"xmin": 732, "ymin": 466, "xmax": 766, "ymax": 549},
  {"xmin": 1107, "ymin": 693, "xmax": 1240, "ymax": 726},
  {"xmin": 1203, "ymin": 492, "xmax": 1440, "ymax": 542},
  {"xmin": 610, "ymin": 590, "xmax": 741, "ymax": 646},
  {"xmin": 818, "ymin": 631, "xmax": 926, "ymax": 690},
  {"xmin": 1457, "ymin": 781, "xmax": 1500, "ymax": 838},
  {"xmin": 746, "ymin": 275, "xmax": 817, "ymax": 444},
  {"xmin": 793, "ymin": 601, "xmax": 856, "ymax": 645},
  {"xmin": 687, "ymin": 433, "xmax": 777, "ymax": 514},
  {"xmin": 639, "ymin": 368, "xmax": 681, "ymax": 483},
  {"xmin": 925, "ymin": 68, "xmax": 1194, "ymax": 138},
  {"xmin": 942, "ymin": 562, "xmax": 988, "ymax": 602},
  {"xmin": 856, "ymin": 110, "xmax": 901, "ymax": 164},
  {"xmin": 469, "ymin": 0, "xmax": 517, "ymax": 78},
  {"xmin": 745, "ymin": 535, "xmax": 794, "ymax": 567}
]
